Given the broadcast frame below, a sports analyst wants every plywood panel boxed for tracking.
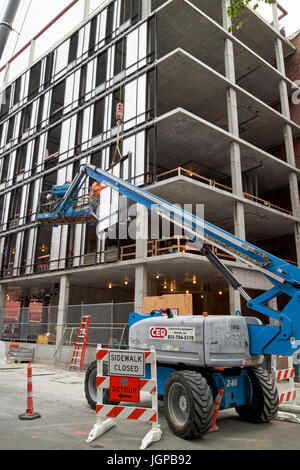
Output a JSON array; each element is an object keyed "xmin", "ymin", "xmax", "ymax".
[{"xmin": 143, "ymin": 294, "xmax": 193, "ymax": 316}]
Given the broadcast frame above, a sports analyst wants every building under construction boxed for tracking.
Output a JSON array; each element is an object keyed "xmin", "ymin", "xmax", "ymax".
[{"xmin": 0, "ymin": 0, "xmax": 300, "ymax": 353}]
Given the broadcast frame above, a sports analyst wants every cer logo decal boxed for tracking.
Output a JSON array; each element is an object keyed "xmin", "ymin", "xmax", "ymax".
[{"xmin": 150, "ymin": 327, "xmax": 167, "ymax": 339}]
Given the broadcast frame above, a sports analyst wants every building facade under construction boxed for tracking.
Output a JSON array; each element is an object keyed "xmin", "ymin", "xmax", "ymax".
[{"xmin": 0, "ymin": 0, "xmax": 300, "ymax": 351}]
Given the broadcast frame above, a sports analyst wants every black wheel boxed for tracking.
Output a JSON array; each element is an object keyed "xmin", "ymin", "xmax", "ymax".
[
  {"xmin": 84, "ymin": 361, "xmax": 119, "ymax": 410},
  {"xmin": 235, "ymin": 367, "xmax": 279, "ymax": 423},
  {"xmin": 164, "ymin": 370, "xmax": 213, "ymax": 439}
]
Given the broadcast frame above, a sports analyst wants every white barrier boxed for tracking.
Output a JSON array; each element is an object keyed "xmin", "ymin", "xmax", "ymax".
[
  {"xmin": 273, "ymin": 355, "xmax": 300, "ymax": 424},
  {"xmin": 86, "ymin": 345, "xmax": 162, "ymax": 450}
]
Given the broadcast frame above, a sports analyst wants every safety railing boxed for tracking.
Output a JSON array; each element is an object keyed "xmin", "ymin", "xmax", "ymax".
[
  {"xmin": 120, "ymin": 241, "xmax": 155, "ymax": 261},
  {"xmin": 156, "ymin": 167, "xmax": 292, "ymax": 216},
  {"xmin": 119, "ymin": 236, "xmax": 235, "ymax": 262}
]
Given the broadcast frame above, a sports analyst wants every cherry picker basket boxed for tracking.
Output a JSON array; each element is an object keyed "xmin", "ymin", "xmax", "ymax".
[{"xmin": 37, "ymin": 190, "xmax": 99, "ymax": 225}]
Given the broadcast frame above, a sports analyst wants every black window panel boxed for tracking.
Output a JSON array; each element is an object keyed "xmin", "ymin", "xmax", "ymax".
[
  {"xmin": 72, "ymin": 159, "xmax": 80, "ymax": 180},
  {"xmin": 45, "ymin": 124, "xmax": 61, "ymax": 170},
  {"xmin": 120, "ymin": 0, "xmax": 139, "ymax": 24},
  {"xmin": 34, "ymin": 225, "xmax": 52, "ymax": 272},
  {"xmin": 79, "ymin": 65, "xmax": 87, "ymax": 104},
  {"xmin": 8, "ymin": 187, "xmax": 22, "ymax": 221},
  {"xmin": 148, "ymin": 16, "xmax": 156, "ymax": 61},
  {"xmin": 96, "ymin": 51, "xmax": 108, "ymax": 88},
  {"xmin": 0, "ymin": 195, "xmax": 4, "ymax": 223},
  {"xmin": 147, "ymin": 70, "xmax": 155, "ymax": 119},
  {"xmin": 1, "ymin": 155, "xmax": 10, "ymax": 182},
  {"xmin": 2, "ymin": 233, "xmax": 17, "ymax": 271},
  {"xmin": 114, "ymin": 39, "xmax": 126, "ymax": 76},
  {"xmin": 44, "ymin": 51, "xmax": 54, "ymax": 88},
  {"xmin": 26, "ymin": 182, "xmax": 35, "ymax": 220},
  {"xmin": 0, "ymin": 85, "xmax": 11, "ymax": 118},
  {"xmin": 75, "ymin": 111, "xmax": 84, "ymax": 153},
  {"xmin": 85, "ymin": 223, "xmax": 97, "ymax": 255},
  {"xmin": 50, "ymin": 80, "xmax": 65, "ymax": 123},
  {"xmin": 92, "ymin": 98, "xmax": 105, "ymax": 137},
  {"xmin": 20, "ymin": 104, "xmax": 32, "ymax": 134},
  {"xmin": 68, "ymin": 32, "xmax": 79, "ymax": 64},
  {"xmin": 91, "ymin": 150, "xmax": 102, "ymax": 168},
  {"xmin": 88, "ymin": 15, "xmax": 97, "ymax": 55},
  {"xmin": 37, "ymin": 95, "xmax": 45, "ymax": 131},
  {"xmin": 28, "ymin": 61, "xmax": 42, "ymax": 99},
  {"xmin": 105, "ymin": 4, "xmax": 114, "ymax": 43},
  {"xmin": 6, "ymin": 117, "xmax": 15, "ymax": 143},
  {"xmin": 32, "ymin": 137, "xmax": 40, "ymax": 174},
  {"xmin": 42, "ymin": 170, "xmax": 57, "ymax": 193},
  {"xmin": 13, "ymin": 77, "xmax": 22, "ymax": 105},
  {"xmin": 20, "ymin": 230, "xmax": 30, "ymax": 273},
  {"xmin": 15, "ymin": 145, "xmax": 27, "ymax": 175},
  {"xmin": 46, "ymin": 124, "xmax": 61, "ymax": 155}
]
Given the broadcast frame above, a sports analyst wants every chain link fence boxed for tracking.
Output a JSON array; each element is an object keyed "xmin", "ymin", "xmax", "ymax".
[{"xmin": 0, "ymin": 302, "xmax": 133, "ymax": 367}]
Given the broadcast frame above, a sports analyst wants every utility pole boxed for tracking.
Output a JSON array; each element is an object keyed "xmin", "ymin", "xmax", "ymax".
[{"xmin": 0, "ymin": 0, "xmax": 21, "ymax": 61}]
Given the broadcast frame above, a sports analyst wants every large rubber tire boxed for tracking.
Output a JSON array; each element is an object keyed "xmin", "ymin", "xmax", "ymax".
[
  {"xmin": 84, "ymin": 361, "xmax": 119, "ymax": 410},
  {"xmin": 164, "ymin": 370, "xmax": 214, "ymax": 439},
  {"xmin": 235, "ymin": 367, "xmax": 279, "ymax": 423}
]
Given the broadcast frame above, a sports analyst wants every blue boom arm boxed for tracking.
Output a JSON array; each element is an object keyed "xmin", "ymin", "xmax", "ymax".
[{"xmin": 37, "ymin": 164, "xmax": 300, "ymax": 357}]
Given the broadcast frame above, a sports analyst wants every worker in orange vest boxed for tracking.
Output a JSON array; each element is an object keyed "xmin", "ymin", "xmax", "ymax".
[{"xmin": 91, "ymin": 181, "xmax": 107, "ymax": 199}]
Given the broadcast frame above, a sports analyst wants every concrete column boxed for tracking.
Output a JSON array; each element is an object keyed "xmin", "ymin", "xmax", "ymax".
[
  {"xmin": 56, "ymin": 275, "xmax": 70, "ymax": 348},
  {"xmin": 134, "ymin": 264, "xmax": 148, "ymax": 313},
  {"xmin": 134, "ymin": 204, "xmax": 148, "ymax": 313},
  {"xmin": 141, "ymin": 0, "xmax": 151, "ymax": 20},
  {"xmin": 135, "ymin": 204, "xmax": 148, "ymax": 259},
  {"xmin": 83, "ymin": 0, "xmax": 90, "ymax": 22},
  {"xmin": 222, "ymin": 0, "xmax": 246, "ymax": 241},
  {"xmin": 229, "ymin": 286, "xmax": 241, "ymax": 316},
  {"xmin": 28, "ymin": 39, "xmax": 36, "ymax": 67},
  {"xmin": 0, "ymin": 283, "xmax": 7, "ymax": 335},
  {"xmin": 272, "ymin": 3, "xmax": 300, "ymax": 265}
]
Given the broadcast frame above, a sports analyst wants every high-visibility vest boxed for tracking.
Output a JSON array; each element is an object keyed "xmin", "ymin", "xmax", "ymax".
[{"xmin": 91, "ymin": 182, "xmax": 107, "ymax": 198}]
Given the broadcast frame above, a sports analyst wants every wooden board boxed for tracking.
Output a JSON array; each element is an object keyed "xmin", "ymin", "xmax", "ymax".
[{"xmin": 143, "ymin": 294, "xmax": 193, "ymax": 316}]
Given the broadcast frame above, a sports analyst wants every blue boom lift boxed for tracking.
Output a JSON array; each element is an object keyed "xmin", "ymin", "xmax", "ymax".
[{"xmin": 37, "ymin": 164, "xmax": 300, "ymax": 439}]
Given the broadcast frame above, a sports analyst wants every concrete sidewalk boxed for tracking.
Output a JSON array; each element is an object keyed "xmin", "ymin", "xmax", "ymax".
[{"xmin": 0, "ymin": 360, "xmax": 300, "ymax": 451}]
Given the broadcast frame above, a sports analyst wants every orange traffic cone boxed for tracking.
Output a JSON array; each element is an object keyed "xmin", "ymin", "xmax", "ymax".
[{"xmin": 19, "ymin": 360, "xmax": 41, "ymax": 421}]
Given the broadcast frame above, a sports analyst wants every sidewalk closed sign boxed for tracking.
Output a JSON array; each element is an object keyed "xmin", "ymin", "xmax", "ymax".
[{"xmin": 108, "ymin": 351, "xmax": 145, "ymax": 377}]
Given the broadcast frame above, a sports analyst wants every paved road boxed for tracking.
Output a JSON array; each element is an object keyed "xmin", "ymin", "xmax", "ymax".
[{"xmin": 0, "ymin": 361, "xmax": 299, "ymax": 452}]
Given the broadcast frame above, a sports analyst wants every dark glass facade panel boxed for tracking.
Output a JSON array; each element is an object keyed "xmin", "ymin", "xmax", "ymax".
[
  {"xmin": 28, "ymin": 61, "xmax": 42, "ymax": 99},
  {"xmin": 68, "ymin": 32, "xmax": 79, "ymax": 64},
  {"xmin": 92, "ymin": 98, "xmax": 105, "ymax": 137}
]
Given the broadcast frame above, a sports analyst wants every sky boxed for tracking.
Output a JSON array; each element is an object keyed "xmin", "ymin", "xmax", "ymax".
[
  {"xmin": 0, "ymin": 0, "xmax": 299, "ymax": 85},
  {"xmin": 256, "ymin": 0, "xmax": 300, "ymax": 36}
]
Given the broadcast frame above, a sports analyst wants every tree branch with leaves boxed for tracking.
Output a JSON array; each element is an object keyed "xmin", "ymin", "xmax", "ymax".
[{"xmin": 225, "ymin": 0, "xmax": 276, "ymax": 31}]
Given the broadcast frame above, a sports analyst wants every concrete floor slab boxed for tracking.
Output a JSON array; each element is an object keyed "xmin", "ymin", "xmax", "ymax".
[
  {"xmin": 154, "ymin": 0, "xmax": 295, "ymax": 109},
  {"xmin": 156, "ymin": 49, "xmax": 300, "ymax": 153},
  {"xmin": 155, "ymin": 108, "xmax": 300, "ymax": 194},
  {"xmin": 149, "ymin": 174, "xmax": 297, "ymax": 241}
]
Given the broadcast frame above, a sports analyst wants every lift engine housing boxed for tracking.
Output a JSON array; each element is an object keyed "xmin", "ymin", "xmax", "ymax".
[{"xmin": 129, "ymin": 314, "xmax": 263, "ymax": 368}]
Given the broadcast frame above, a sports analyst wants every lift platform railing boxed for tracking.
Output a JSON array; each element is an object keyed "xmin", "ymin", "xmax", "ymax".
[{"xmin": 37, "ymin": 189, "xmax": 99, "ymax": 225}]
